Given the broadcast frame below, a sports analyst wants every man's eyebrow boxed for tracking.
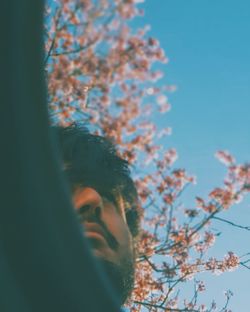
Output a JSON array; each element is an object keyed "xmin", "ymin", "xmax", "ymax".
[{"xmin": 101, "ymin": 190, "xmax": 117, "ymax": 203}]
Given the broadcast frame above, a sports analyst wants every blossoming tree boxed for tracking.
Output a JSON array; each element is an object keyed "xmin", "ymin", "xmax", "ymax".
[{"xmin": 44, "ymin": 0, "xmax": 250, "ymax": 311}]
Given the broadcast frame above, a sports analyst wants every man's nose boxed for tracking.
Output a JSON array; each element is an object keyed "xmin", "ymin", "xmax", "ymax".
[{"xmin": 74, "ymin": 187, "xmax": 103, "ymax": 218}]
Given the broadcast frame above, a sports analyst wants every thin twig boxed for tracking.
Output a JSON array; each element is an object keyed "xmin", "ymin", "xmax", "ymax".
[
  {"xmin": 212, "ymin": 216, "xmax": 250, "ymax": 231},
  {"xmin": 133, "ymin": 300, "xmax": 199, "ymax": 312}
]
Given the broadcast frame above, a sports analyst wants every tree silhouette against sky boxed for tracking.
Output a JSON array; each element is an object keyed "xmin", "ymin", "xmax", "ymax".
[{"xmin": 44, "ymin": 1, "xmax": 250, "ymax": 311}]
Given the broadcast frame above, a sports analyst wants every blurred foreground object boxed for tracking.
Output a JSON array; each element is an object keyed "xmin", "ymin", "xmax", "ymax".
[{"xmin": 0, "ymin": 1, "xmax": 120, "ymax": 311}]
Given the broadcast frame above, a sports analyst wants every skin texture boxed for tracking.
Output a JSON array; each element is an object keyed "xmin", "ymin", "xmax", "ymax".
[{"xmin": 73, "ymin": 187, "xmax": 135, "ymax": 304}]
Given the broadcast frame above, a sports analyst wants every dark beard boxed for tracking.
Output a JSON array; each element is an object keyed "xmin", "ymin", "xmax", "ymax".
[
  {"xmin": 77, "ymin": 207, "xmax": 135, "ymax": 303},
  {"xmin": 97, "ymin": 257, "xmax": 135, "ymax": 305}
]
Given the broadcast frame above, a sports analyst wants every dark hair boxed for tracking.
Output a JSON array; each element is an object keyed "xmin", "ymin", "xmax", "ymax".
[{"xmin": 53, "ymin": 124, "xmax": 141, "ymax": 237}]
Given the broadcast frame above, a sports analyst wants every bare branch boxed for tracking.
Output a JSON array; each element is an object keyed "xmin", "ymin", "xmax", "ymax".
[
  {"xmin": 133, "ymin": 301, "xmax": 199, "ymax": 312},
  {"xmin": 212, "ymin": 216, "xmax": 250, "ymax": 231}
]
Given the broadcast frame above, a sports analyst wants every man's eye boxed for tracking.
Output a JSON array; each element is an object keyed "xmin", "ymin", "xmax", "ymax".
[
  {"xmin": 125, "ymin": 209, "xmax": 138, "ymax": 231},
  {"xmin": 125, "ymin": 209, "xmax": 133, "ymax": 221},
  {"xmin": 78, "ymin": 205, "xmax": 91, "ymax": 215}
]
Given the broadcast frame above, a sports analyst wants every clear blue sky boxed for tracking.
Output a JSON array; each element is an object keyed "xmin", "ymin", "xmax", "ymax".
[{"xmin": 135, "ymin": 0, "xmax": 250, "ymax": 310}]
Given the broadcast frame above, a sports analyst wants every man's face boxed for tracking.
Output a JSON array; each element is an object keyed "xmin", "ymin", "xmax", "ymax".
[{"xmin": 73, "ymin": 187, "xmax": 135, "ymax": 304}]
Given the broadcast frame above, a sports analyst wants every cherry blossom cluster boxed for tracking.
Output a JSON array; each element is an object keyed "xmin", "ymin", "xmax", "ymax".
[{"xmin": 45, "ymin": 1, "xmax": 250, "ymax": 311}]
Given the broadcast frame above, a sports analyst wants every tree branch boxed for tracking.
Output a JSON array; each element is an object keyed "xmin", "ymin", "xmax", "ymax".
[{"xmin": 212, "ymin": 216, "xmax": 250, "ymax": 231}]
